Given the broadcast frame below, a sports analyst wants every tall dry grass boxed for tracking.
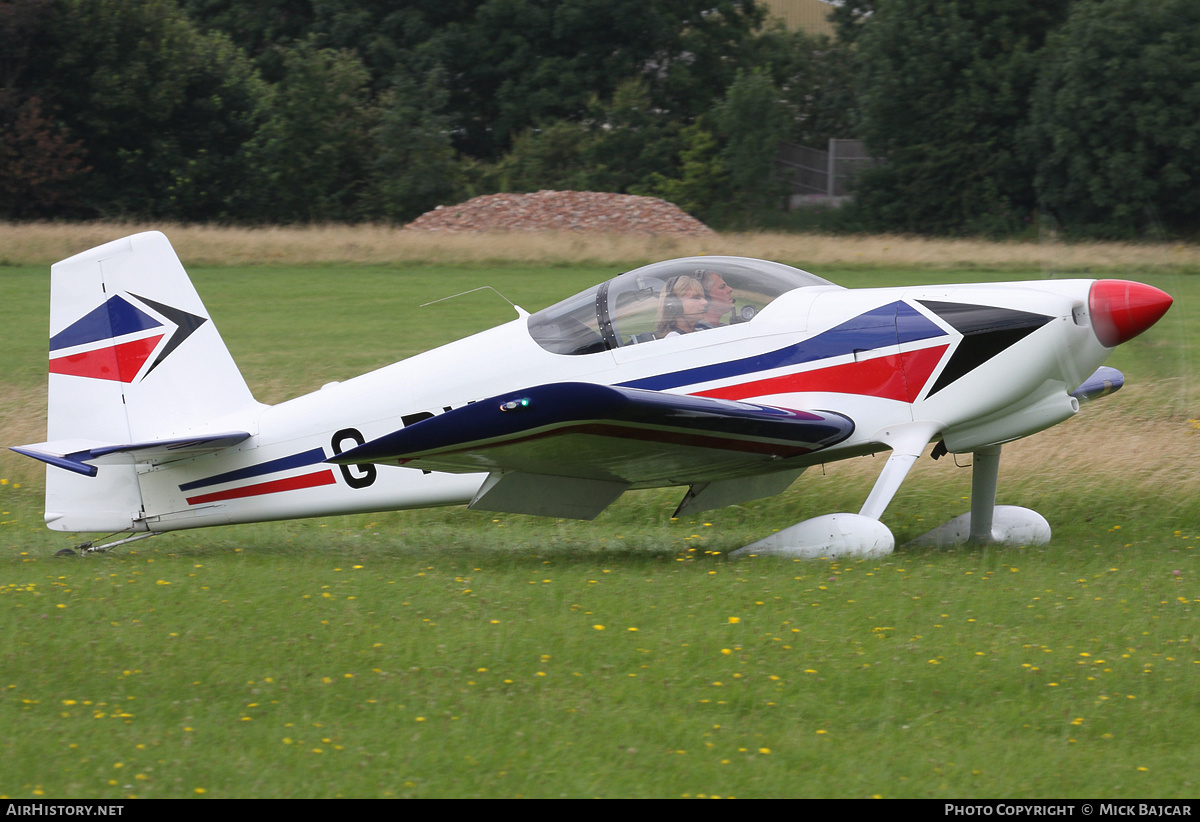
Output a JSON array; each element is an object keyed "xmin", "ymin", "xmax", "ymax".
[
  {"xmin": 3, "ymin": 221, "xmax": 1200, "ymax": 270},
  {"xmin": 0, "ymin": 386, "xmax": 48, "ymax": 484}
]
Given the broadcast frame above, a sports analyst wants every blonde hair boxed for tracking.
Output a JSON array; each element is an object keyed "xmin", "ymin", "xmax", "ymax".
[{"xmin": 655, "ymin": 276, "xmax": 706, "ymax": 336}]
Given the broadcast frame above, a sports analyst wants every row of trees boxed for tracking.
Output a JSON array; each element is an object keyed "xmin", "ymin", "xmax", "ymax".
[
  {"xmin": 0, "ymin": 0, "xmax": 819, "ymax": 223},
  {"xmin": 853, "ymin": 0, "xmax": 1200, "ymax": 237},
  {"xmin": 2, "ymin": 0, "xmax": 1198, "ymax": 237}
]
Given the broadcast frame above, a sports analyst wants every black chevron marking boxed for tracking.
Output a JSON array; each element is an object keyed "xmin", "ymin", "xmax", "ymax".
[
  {"xmin": 129, "ymin": 293, "xmax": 208, "ymax": 378},
  {"xmin": 919, "ymin": 301, "xmax": 1053, "ymax": 397}
]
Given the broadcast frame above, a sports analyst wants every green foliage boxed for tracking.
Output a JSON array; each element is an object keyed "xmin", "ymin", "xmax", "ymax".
[
  {"xmin": 749, "ymin": 23, "xmax": 859, "ymax": 149},
  {"xmin": 646, "ymin": 0, "xmax": 769, "ymax": 121},
  {"xmin": 579, "ymin": 78, "xmax": 684, "ymax": 194},
  {"xmin": 712, "ymin": 68, "xmax": 791, "ymax": 211},
  {"xmin": 1028, "ymin": 0, "xmax": 1200, "ymax": 238},
  {"xmin": 5, "ymin": 0, "xmax": 778, "ymax": 222},
  {"xmin": 360, "ymin": 70, "xmax": 463, "ymax": 223},
  {"xmin": 632, "ymin": 124, "xmax": 731, "ymax": 221},
  {"xmin": 434, "ymin": 0, "xmax": 767, "ymax": 159},
  {"xmin": 0, "ymin": 0, "xmax": 54, "ymax": 94},
  {"xmin": 852, "ymin": 0, "xmax": 1071, "ymax": 235},
  {"xmin": 245, "ymin": 40, "xmax": 374, "ymax": 222},
  {"xmin": 0, "ymin": 96, "xmax": 90, "ymax": 218},
  {"xmin": 640, "ymin": 44, "xmax": 862, "ymax": 223},
  {"xmin": 181, "ymin": 0, "xmax": 321, "ymax": 72},
  {"xmin": 477, "ymin": 79, "xmax": 684, "ymax": 195},
  {"xmin": 28, "ymin": 0, "xmax": 267, "ymax": 220},
  {"xmin": 827, "ymin": 0, "xmax": 874, "ymax": 45},
  {"xmin": 183, "ymin": 0, "xmax": 472, "ymax": 89},
  {"xmin": 484, "ymin": 120, "xmax": 595, "ymax": 194},
  {"xmin": 8, "ymin": 0, "xmax": 1200, "ymax": 239}
]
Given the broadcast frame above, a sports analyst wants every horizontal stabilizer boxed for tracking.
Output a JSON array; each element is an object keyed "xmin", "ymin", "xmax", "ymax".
[
  {"xmin": 11, "ymin": 432, "xmax": 250, "ymax": 477},
  {"xmin": 331, "ymin": 382, "xmax": 853, "ymax": 488}
]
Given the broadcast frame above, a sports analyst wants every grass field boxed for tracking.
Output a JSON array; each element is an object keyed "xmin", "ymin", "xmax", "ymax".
[{"xmin": 1, "ymin": 227, "xmax": 1198, "ymax": 798}]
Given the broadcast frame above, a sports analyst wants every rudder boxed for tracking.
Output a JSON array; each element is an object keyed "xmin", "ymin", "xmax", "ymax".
[{"xmin": 41, "ymin": 232, "xmax": 260, "ymax": 531}]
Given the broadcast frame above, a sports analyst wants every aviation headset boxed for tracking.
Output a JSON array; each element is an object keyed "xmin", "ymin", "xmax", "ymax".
[{"xmin": 662, "ymin": 271, "xmax": 708, "ymax": 316}]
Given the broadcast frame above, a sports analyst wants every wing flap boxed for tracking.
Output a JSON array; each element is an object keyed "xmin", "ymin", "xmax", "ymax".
[
  {"xmin": 469, "ymin": 472, "xmax": 628, "ymax": 520},
  {"xmin": 331, "ymin": 383, "xmax": 853, "ymax": 488}
]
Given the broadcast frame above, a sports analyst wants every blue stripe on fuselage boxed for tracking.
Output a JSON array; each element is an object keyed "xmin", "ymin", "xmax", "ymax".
[
  {"xmin": 179, "ymin": 447, "xmax": 327, "ymax": 491},
  {"xmin": 620, "ymin": 301, "xmax": 944, "ymax": 392}
]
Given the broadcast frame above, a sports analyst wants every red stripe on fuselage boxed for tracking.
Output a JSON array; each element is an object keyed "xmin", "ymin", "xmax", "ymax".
[
  {"xmin": 695, "ymin": 345, "xmax": 948, "ymax": 403},
  {"xmin": 897, "ymin": 345, "xmax": 947, "ymax": 402},
  {"xmin": 185, "ymin": 470, "xmax": 337, "ymax": 505},
  {"xmin": 49, "ymin": 335, "xmax": 164, "ymax": 383}
]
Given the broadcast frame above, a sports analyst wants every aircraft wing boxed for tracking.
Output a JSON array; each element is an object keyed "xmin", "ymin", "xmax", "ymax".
[{"xmin": 331, "ymin": 382, "xmax": 853, "ymax": 490}]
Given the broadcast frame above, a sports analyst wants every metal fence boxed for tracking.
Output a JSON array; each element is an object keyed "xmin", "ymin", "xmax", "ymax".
[{"xmin": 775, "ymin": 139, "xmax": 878, "ymax": 202}]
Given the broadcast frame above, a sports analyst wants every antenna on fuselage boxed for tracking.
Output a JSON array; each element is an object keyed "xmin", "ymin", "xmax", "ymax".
[{"xmin": 420, "ymin": 286, "xmax": 528, "ymax": 318}]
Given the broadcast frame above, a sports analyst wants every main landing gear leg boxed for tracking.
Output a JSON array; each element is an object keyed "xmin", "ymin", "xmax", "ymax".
[
  {"xmin": 729, "ymin": 422, "xmax": 940, "ymax": 560},
  {"xmin": 909, "ymin": 444, "xmax": 1050, "ymax": 548}
]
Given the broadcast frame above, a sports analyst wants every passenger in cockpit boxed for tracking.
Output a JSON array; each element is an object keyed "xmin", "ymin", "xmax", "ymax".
[{"xmin": 655, "ymin": 275, "xmax": 709, "ymax": 338}]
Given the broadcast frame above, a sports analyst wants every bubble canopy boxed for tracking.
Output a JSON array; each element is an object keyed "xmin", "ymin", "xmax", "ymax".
[{"xmin": 527, "ymin": 256, "xmax": 835, "ymax": 356}]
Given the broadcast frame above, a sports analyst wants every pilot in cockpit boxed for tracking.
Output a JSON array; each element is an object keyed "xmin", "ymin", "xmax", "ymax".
[{"xmin": 695, "ymin": 270, "xmax": 735, "ymax": 329}]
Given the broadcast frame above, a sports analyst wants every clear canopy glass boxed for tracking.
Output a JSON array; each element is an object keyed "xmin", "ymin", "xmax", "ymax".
[{"xmin": 527, "ymin": 256, "xmax": 835, "ymax": 355}]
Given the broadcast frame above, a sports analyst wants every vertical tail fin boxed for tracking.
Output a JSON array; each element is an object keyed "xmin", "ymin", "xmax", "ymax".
[{"xmin": 40, "ymin": 231, "xmax": 259, "ymax": 531}]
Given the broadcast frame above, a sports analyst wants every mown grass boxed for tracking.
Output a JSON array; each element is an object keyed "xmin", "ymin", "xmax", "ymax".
[
  {"xmin": 1, "ymin": 509, "xmax": 1196, "ymax": 798},
  {"xmin": 1, "ymin": 228, "xmax": 1197, "ymax": 798}
]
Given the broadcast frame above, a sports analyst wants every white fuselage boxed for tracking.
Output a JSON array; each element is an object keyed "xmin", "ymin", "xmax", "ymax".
[{"xmin": 130, "ymin": 278, "xmax": 1108, "ymax": 532}]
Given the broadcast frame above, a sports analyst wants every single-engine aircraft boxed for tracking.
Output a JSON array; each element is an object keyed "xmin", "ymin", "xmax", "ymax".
[{"xmin": 12, "ymin": 232, "xmax": 1172, "ymax": 558}]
